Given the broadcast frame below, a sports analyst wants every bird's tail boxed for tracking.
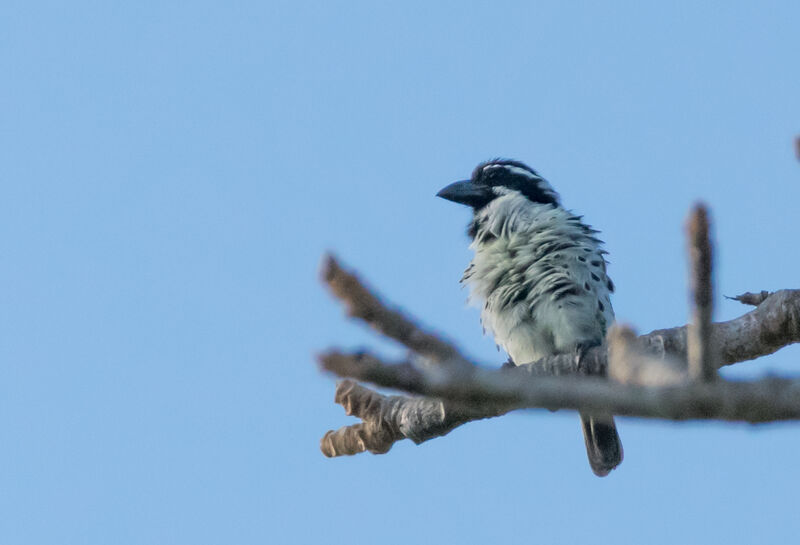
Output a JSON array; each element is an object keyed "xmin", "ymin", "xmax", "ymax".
[{"xmin": 580, "ymin": 413, "xmax": 623, "ymax": 477}]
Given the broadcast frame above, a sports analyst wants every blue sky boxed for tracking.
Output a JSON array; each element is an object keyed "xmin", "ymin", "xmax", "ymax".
[{"xmin": 2, "ymin": 1, "xmax": 800, "ymax": 543}]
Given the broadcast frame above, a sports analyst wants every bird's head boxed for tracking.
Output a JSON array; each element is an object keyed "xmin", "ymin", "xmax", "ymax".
[{"xmin": 436, "ymin": 159, "xmax": 560, "ymax": 211}]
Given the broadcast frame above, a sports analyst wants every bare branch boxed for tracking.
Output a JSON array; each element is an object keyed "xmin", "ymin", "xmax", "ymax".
[
  {"xmin": 318, "ymin": 289, "xmax": 800, "ymax": 456},
  {"xmin": 320, "ymin": 381, "xmax": 497, "ymax": 456},
  {"xmin": 657, "ymin": 289, "xmax": 800, "ymax": 366},
  {"xmin": 318, "ymin": 248, "xmax": 800, "ymax": 456},
  {"xmin": 320, "ymin": 254, "xmax": 468, "ymax": 366},
  {"xmin": 686, "ymin": 203, "xmax": 717, "ymax": 381},
  {"xmin": 727, "ymin": 291, "xmax": 772, "ymax": 306},
  {"xmin": 514, "ymin": 289, "xmax": 800, "ymax": 377},
  {"xmin": 319, "ymin": 349, "xmax": 800, "ymax": 423}
]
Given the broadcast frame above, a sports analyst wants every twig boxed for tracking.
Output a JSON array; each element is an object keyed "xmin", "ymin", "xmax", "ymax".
[
  {"xmin": 320, "ymin": 381, "xmax": 403, "ymax": 456},
  {"xmin": 320, "ymin": 381, "xmax": 496, "ymax": 456},
  {"xmin": 321, "ymin": 254, "xmax": 469, "ymax": 366},
  {"xmin": 727, "ymin": 291, "xmax": 772, "ymax": 306},
  {"xmin": 687, "ymin": 203, "xmax": 717, "ymax": 381}
]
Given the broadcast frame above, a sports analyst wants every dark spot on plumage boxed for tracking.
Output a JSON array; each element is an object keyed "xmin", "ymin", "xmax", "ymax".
[
  {"xmin": 590, "ymin": 260, "xmax": 601, "ymax": 267},
  {"xmin": 510, "ymin": 285, "xmax": 531, "ymax": 304},
  {"xmin": 560, "ymin": 264, "xmax": 569, "ymax": 269},
  {"xmin": 537, "ymin": 240, "xmax": 579, "ymax": 257},
  {"xmin": 553, "ymin": 241, "xmax": 577, "ymax": 252},
  {"xmin": 509, "ymin": 249, "xmax": 517, "ymax": 259},
  {"xmin": 554, "ymin": 286, "xmax": 582, "ymax": 301},
  {"xmin": 488, "ymin": 272, "xmax": 509, "ymax": 294},
  {"xmin": 591, "ymin": 272, "xmax": 600, "ymax": 282},
  {"xmin": 607, "ymin": 278, "xmax": 615, "ymax": 292},
  {"xmin": 578, "ymin": 256, "xmax": 586, "ymax": 262},
  {"xmin": 550, "ymin": 281, "xmax": 572, "ymax": 292},
  {"xmin": 479, "ymin": 231, "xmax": 496, "ymax": 244},
  {"xmin": 583, "ymin": 247, "xmax": 591, "ymax": 252},
  {"xmin": 598, "ymin": 300, "xmax": 605, "ymax": 311},
  {"xmin": 584, "ymin": 281, "xmax": 591, "ymax": 291}
]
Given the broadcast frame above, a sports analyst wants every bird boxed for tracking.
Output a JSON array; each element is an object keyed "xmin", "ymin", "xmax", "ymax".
[{"xmin": 436, "ymin": 159, "xmax": 623, "ymax": 477}]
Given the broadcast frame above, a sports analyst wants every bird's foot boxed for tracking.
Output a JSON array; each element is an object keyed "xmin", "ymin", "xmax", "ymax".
[{"xmin": 574, "ymin": 341, "xmax": 601, "ymax": 374}]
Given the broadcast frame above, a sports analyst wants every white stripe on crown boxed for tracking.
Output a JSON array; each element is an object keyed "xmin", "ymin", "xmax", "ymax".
[{"xmin": 482, "ymin": 164, "xmax": 541, "ymax": 180}]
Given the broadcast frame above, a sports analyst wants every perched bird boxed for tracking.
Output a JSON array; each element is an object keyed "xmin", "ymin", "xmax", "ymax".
[{"xmin": 437, "ymin": 159, "xmax": 623, "ymax": 477}]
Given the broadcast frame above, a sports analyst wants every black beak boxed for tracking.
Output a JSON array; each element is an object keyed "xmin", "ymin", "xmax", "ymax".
[{"xmin": 436, "ymin": 180, "xmax": 492, "ymax": 208}]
